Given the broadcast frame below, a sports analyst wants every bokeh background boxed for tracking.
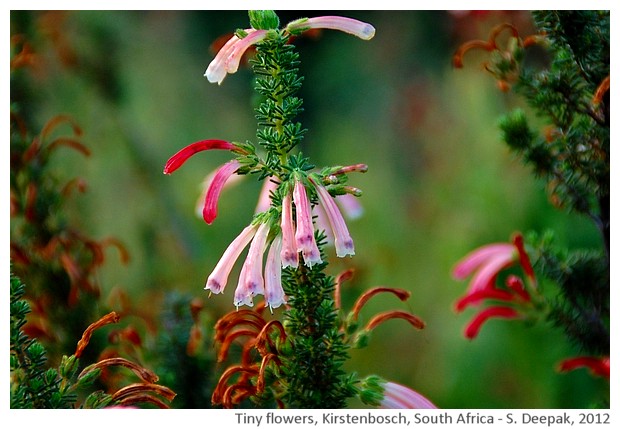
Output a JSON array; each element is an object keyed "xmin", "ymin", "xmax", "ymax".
[{"xmin": 10, "ymin": 10, "xmax": 607, "ymax": 408}]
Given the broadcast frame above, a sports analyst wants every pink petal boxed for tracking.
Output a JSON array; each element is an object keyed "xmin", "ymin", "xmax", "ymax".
[
  {"xmin": 293, "ymin": 179, "xmax": 322, "ymax": 267},
  {"xmin": 280, "ymin": 191, "xmax": 299, "ymax": 268},
  {"xmin": 234, "ymin": 222, "xmax": 270, "ymax": 308},
  {"xmin": 452, "ymin": 243, "xmax": 514, "ymax": 280},
  {"xmin": 265, "ymin": 235, "xmax": 286, "ymax": 311},
  {"xmin": 204, "ymin": 33, "xmax": 243, "ymax": 84},
  {"xmin": 205, "ymin": 224, "xmax": 258, "ymax": 294},
  {"xmin": 287, "ymin": 16, "xmax": 376, "ymax": 40},
  {"xmin": 380, "ymin": 382, "xmax": 437, "ymax": 409},
  {"xmin": 310, "ymin": 177, "xmax": 354, "ymax": 257}
]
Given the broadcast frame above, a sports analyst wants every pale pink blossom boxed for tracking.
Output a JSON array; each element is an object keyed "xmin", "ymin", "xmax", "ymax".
[
  {"xmin": 280, "ymin": 191, "xmax": 299, "ymax": 268},
  {"xmin": 264, "ymin": 235, "xmax": 286, "ymax": 311},
  {"xmin": 293, "ymin": 179, "xmax": 322, "ymax": 267},
  {"xmin": 452, "ymin": 242, "xmax": 515, "ymax": 291},
  {"xmin": 337, "ymin": 193, "xmax": 364, "ymax": 220},
  {"xmin": 286, "ymin": 16, "xmax": 375, "ymax": 40},
  {"xmin": 310, "ymin": 177, "xmax": 354, "ymax": 257},
  {"xmin": 205, "ymin": 224, "xmax": 258, "ymax": 294},
  {"xmin": 380, "ymin": 382, "xmax": 437, "ymax": 409},
  {"xmin": 234, "ymin": 222, "xmax": 270, "ymax": 308},
  {"xmin": 205, "ymin": 29, "xmax": 269, "ymax": 85}
]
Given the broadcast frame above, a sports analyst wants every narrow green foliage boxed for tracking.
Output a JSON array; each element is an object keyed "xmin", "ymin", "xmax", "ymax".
[
  {"xmin": 510, "ymin": 11, "xmax": 609, "ymax": 241},
  {"xmin": 280, "ymin": 247, "xmax": 356, "ymax": 408},
  {"xmin": 252, "ymin": 33, "xmax": 306, "ymax": 161},
  {"xmin": 10, "ymin": 272, "xmax": 74, "ymax": 408}
]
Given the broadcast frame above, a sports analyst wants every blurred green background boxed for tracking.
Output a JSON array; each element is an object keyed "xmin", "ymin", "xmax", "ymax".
[{"xmin": 10, "ymin": 10, "xmax": 606, "ymax": 408}]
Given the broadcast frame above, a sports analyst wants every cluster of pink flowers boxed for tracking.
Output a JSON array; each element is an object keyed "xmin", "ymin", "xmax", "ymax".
[
  {"xmin": 452, "ymin": 233, "xmax": 537, "ymax": 339},
  {"xmin": 164, "ymin": 15, "xmax": 376, "ymax": 310},
  {"xmin": 164, "ymin": 139, "xmax": 358, "ymax": 310}
]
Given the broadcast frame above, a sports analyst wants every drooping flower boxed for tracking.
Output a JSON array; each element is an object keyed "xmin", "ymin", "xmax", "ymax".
[
  {"xmin": 264, "ymin": 234, "xmax": 286, "ymax": 311},
  {"xmin": 309, "ymin": 176, "xmax": 354, "ymax": 257},
  {"xmin": 202, "ymin": 160, "xmax": 241, "ymax": 224},
  {"xmin": 380, "ymin": 381, "xmax": 438, "ymax": 409},
  {"xmin": 286, "ymin": 16, "xmax": 376, "ymax": 40},
  {"xmin": 234, "ymin": 222, "xmax": 271, "ymax": 308},
  {"xmin": 293, "ymin": 179, "xmax": 322, "ymax": 267},
  {"xmin": 280, "ymin": 190, "xmax": 299, "ymax": 268},
  {"xmin": 205, "ymin": 224, "xmax": 258, "ymax": 295},
  {"xmin": 205, "ymin": 29, "xmax": 269, "ymax": 85}
]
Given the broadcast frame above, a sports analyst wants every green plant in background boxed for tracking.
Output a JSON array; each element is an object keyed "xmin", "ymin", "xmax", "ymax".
[
  {"xmin": 452, "ymin": 10, "xmax": 609, "ymax": 406},
  {"xmin": 164, "ymin": 11, "xmax": 434, "ymax": 408},
  {"xmin": 10, "ymin": 17, "xmax": 177, "ymax": 409},
  {"xmin": 10, "ymin": 272, "xmax": 176, "ymax": 408}
]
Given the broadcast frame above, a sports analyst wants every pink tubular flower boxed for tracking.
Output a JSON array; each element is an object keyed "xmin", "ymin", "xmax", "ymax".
[
  {"xmin": 463, "ymin": 306, "xmax": 520, "ymax": 339},
  {"xmin": 380, "ymin": 382, "xmax": 437, "ymax": 409},
  {"xmin": 163, "ymin": 139, "xmax": 235, "ymax": 174},
  {"xmin": 558, "ymin": 356, "xmax": 610, "ymax": 379},
  {"xmin": 205, "ymin": 29, "xmax": 269, "ymax": 85},
  {"xmin": 264, "ymin": 235, "xmax": 286, "ymax": 311},
  {"xmin": 286, "ymin": 16, "xmax": 376, "ymax": 40},
  {"xmin": 293, "ymin": 179, "xmax": 322, "ymax": 267},
  {"xmin": 202, "ymin": 159, "xmax": 241, "ymax": 224},
  {"xmin": 280, "ymin": 191, "xmax": 299, "ymax": 268},
  {"xmin": 309, "ymin": 177, "xmax": 354, "ymax": 257},
  {"xmin": 205, "ymin": 224, "xmax": 258, "ymax": 294},
  {"xmin": 234, "ymin": 222, "xmax": 270, "ymax": 308},
  {"xmin": 452, "ymin": 242, "xmax": 516, "ymax": 293},
  {"xmin": 452, "ymin": 232, "xmax": 538, "ymax": 340}
]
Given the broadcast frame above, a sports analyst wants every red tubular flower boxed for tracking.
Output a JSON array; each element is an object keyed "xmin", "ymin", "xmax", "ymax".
[
  {"xmin": 202, "ymin": 159, "xmax": 241, "ymax": 224},
  {"xmin": 463, "ymin": 306, "xmax": 520, "ymax": 339},
  {"xmin": 454, "ymin": 288, "xmax": 515, "ymax": 312},
  {"xmin": 558, "ymin": 356, "xmax": 610, "ymax": 379},
  {"xmin": 163, "ymin": 139, "xmax": 235, "ymax": 174}
]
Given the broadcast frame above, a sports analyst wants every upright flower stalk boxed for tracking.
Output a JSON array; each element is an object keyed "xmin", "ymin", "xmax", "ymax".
[{"xmin": 165, "ymin": 11, "xmax": 431, "ymax": 409}]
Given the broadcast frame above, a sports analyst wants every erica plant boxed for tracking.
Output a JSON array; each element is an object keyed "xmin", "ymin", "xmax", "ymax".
[{"xmin": 164, "ymin": 11, "xmax": 435, "ymax": 409}]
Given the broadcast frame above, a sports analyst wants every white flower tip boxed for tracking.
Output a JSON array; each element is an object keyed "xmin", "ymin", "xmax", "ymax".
[
  {"xmin": 204, "ymin": 68, "xmax": 225, "ymax": 85},
  {"xmin": 359, "ymin": 23, "xmax": 376, "ymax": 40}
]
